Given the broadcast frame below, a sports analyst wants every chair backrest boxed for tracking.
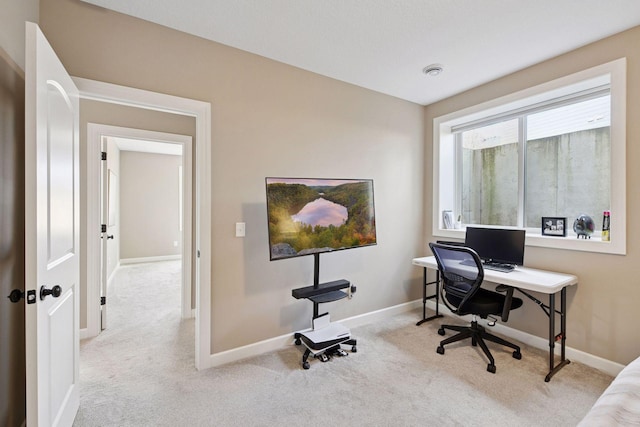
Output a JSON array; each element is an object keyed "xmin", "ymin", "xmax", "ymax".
[{"xmin": 429, "ymin": 242, "xmax": 484, "ymax": 314}]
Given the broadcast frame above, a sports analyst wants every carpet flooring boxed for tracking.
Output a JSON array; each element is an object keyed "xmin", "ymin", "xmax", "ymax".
[{"xmin": 74, "ymin": 260, "xmax": 613, "ymax": 426}]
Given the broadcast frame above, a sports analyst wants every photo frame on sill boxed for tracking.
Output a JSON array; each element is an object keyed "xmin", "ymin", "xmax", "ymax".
[{"xmin": 542, "ymin": 217, "xmax": 566, "ymax": 237}]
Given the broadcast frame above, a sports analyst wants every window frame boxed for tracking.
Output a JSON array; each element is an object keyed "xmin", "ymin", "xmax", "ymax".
[{"xmin": 432, "ymin": 58, "xmax": 626, "ymax": 255}]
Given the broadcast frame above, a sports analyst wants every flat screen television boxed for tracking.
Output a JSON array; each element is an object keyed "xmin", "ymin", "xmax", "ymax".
[
  {"xmin": 464, "ymin": 227, "xmax": 526, "ymax": 266},
  {"xmin": 266, "ymin": 178, "xmax": 377, "ymax": 261}
]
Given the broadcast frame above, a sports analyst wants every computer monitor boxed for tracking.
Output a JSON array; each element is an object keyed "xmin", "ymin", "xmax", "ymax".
[{"xmin": 464, "ymin": 227, "xmax": 526, "ymax": 266}]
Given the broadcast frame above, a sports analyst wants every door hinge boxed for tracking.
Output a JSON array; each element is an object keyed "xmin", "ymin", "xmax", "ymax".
[
  {"xmin": 101, "ymin": 224, "xmax": 107, "ymax": 233},
  {"xmin": 100, "ymin": 296, "xmax": 106, "ymax": 305},
  {"xmin": 101, "ymin": 151, "xmax": 107, "ymax": 161}
]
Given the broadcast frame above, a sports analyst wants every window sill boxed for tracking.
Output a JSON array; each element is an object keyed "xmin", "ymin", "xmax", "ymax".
[{"xmin": 434, "ymin": 228, "xmax": 625, "ymax": 255}]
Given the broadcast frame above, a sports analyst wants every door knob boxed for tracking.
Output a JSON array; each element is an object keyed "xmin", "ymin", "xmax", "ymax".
[
  {"xmin": 40, "ymin": 285, "xmax": 62, "ymax": 300},
  {"xmin": 7, "ymin": 289, "xmax": 24, "ymax": 303}
]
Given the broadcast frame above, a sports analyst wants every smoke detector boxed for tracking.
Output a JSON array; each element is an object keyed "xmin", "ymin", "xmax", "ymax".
[{"xmin": 423, "ymin": 64, "xmax": 444, "ymax": 77}]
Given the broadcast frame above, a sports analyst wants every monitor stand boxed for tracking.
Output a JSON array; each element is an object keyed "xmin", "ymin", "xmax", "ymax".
[{"xmin": 292, "ymin": 253, "xmax": 358, "ymax": 369}]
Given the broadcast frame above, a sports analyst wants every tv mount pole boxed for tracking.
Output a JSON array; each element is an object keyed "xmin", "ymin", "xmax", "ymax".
[
  {"xmin": 313, "ymin": 253, "xmax": 320, "ymax": 288},
  {"xmin": 313, "ymin": 253, "xmax": 320, "ymax": 317}
]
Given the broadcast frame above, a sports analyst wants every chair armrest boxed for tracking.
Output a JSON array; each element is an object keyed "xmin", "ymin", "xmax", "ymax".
[{"xmin": 496, "ymin": 284, "xmax": 515, "ymax": 322}]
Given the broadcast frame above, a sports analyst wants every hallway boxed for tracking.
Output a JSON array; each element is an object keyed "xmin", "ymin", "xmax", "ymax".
[{"xmin": 75, "ymin": 260, "xmax": 194, "ymax": 426}]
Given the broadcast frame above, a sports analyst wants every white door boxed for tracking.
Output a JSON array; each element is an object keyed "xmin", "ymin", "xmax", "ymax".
[{"xmin": 25, "ymin": 22, "xmax": 80, "ymax": 427}]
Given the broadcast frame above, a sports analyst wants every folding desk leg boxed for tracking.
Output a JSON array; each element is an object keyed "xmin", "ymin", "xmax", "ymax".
[
  {"xmin": 544, "ymin": 288, "xmax": 571, "ymax": 382},
  {"xmin": 548, "ymin": 293, "xmax": 555, "ymax": 375},
  {"xmin": 416, "ymin": 268, "xmax": 443, "ymax": 326},
  {"xmin": 561, "ymin": 287, "xmax": 567, "ymax": 361}
]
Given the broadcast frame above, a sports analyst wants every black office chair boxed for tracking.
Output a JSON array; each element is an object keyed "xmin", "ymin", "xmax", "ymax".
[{"xmin": 429, "ymin": 242, "xmax": 523, "ymax": 373}]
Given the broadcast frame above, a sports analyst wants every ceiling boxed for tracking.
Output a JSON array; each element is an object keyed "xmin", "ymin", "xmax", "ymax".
[
  {"xmin": 111, "ymin": 137, "xmax": 183, "ymax": 155},
  {"xmin": 81, "ymin": 0, "xmax": 640, "ymax": 105}
]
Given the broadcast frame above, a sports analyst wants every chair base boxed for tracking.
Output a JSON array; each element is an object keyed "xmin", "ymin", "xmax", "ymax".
[{"xmin": 436, "ymin": 320, "xmax": 522, "ymax": 373}]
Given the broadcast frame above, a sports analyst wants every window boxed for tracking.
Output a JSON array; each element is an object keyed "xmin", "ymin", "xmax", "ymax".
[
  {"xmin": 460, "ymin": 118, "xmax": 520, "ymax": 227},
  {"xmin": 433, "ymin": 59, "xmax": 626, "ymax": 255}
]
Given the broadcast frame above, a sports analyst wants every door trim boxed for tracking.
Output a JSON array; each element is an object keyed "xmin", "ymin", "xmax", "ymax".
[
  {"xmin": 74, "ymin": 77, "xmax": 212, "ymax": 370},
  {"xmin": 85, "ymin": 124, "xmax": 193, "ymax": 338}
]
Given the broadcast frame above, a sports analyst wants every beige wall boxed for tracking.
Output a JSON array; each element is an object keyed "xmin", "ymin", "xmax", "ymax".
[
  {"xmin": 0, "ymin": 50, "xmax": 26, "ymax": 427},
  {"xmin": 0, "ymin": 0, "xmax": 38, "ymax": 70},
  {"xmin": 0, "ymin": 1, "xmax": 37, "ymax": 425},
  {"xmin": 41, "ymin": 0, "xmax": 425, "ymax": 353},
  {"xmin": 425, "ymin": 26, "xmax": 640, "ymax": 365},
  {"xmin": 119, "ymin": 151, "xmax": 182, "ymax": 260}
]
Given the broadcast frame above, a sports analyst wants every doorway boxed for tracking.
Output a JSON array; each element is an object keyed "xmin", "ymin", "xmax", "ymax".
[
  {"xmin": 75, "ymin": 77, "xmax": 212, "ymax": 370},
  {"xmin": 86, "ymin": 125, "xmax": 193, "ymax": 336}
]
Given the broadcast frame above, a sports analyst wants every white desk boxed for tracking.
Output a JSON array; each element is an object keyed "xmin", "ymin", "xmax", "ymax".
[{"xmin": 413, "ymin": 256, "xmax": 578, "ymax": 382}]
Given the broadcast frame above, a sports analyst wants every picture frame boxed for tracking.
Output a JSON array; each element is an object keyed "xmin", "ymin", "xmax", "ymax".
[{"xmin": 542, "ymin": 216, "xmax": 566, "ymax": 237}]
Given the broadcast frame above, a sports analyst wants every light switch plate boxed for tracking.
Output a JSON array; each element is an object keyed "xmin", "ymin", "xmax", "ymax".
[{"xmin": 235, "ymin": 222, "xmax": 246, "ymax": 237}]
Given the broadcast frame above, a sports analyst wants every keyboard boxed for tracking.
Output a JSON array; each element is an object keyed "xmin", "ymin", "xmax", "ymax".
[{"xmin": 483, "ymin": 262, "xmax": 515, "ymax": 273}]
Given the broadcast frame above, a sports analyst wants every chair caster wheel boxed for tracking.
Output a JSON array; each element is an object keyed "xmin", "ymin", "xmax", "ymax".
[
  {"xmin": 436, "ymin": 346, "xmax": 445, "ymax": 355},
  {"xmin": 302, "ymin": 361, "xmax": 310, "ymax": 370},
  {"xmin": 295, "ymin": 338, "xmax": 301, "ymax": 345},
  {"xmin": 487, "ymin": 364, "xmax": 496, "ymax": 374},
  {"xmin": 513, "ymin": 351, "xmax": 522, "ymax": 360},
  {"xmin": 351, "ymin": 346, "xmax": 357, "ymax": 353},
  {"xmin": 471, "ymin": 338, "xmax": 477, "ymax": 347},
  {"xmin": 437, "ymin": 327, "xmax": 445, "ymax": 336}
]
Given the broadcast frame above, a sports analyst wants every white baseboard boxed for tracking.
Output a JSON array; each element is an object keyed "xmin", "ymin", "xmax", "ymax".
[
  {"xmin": 340, "ymin": 299, "xmax": 423, "ymax": 329},
  {"xmin": 80, "ymin": 327, "xmax": 90, "ymax": 340},
  {"xmin": 120, "ymin": 255, "xmax": 181, "ymax": 265},
  {"xmin": 423, "ymin": 300, "xmax": 625, "ymax": 377},
  {"xmin": 208, "ymin": 300, "xmax": 422, "ymax": 368},
  {"xmin": 205, "ymin": 298, "xmax": 625, "ymax": 376}
]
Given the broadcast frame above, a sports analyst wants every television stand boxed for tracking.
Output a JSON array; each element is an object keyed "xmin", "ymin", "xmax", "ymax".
[
  {"xmin": 293, "ymin": 313, "xmax": 357, "ymax": 369},
  {"xmin": 291, "ymin": 253, "xmax": 358, "ymax": 369}
]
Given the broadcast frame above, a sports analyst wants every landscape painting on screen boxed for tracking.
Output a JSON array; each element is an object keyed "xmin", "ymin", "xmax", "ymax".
[{"xmin": 266, "ymin": 178, "xmax": 377, "ymax": 260}]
